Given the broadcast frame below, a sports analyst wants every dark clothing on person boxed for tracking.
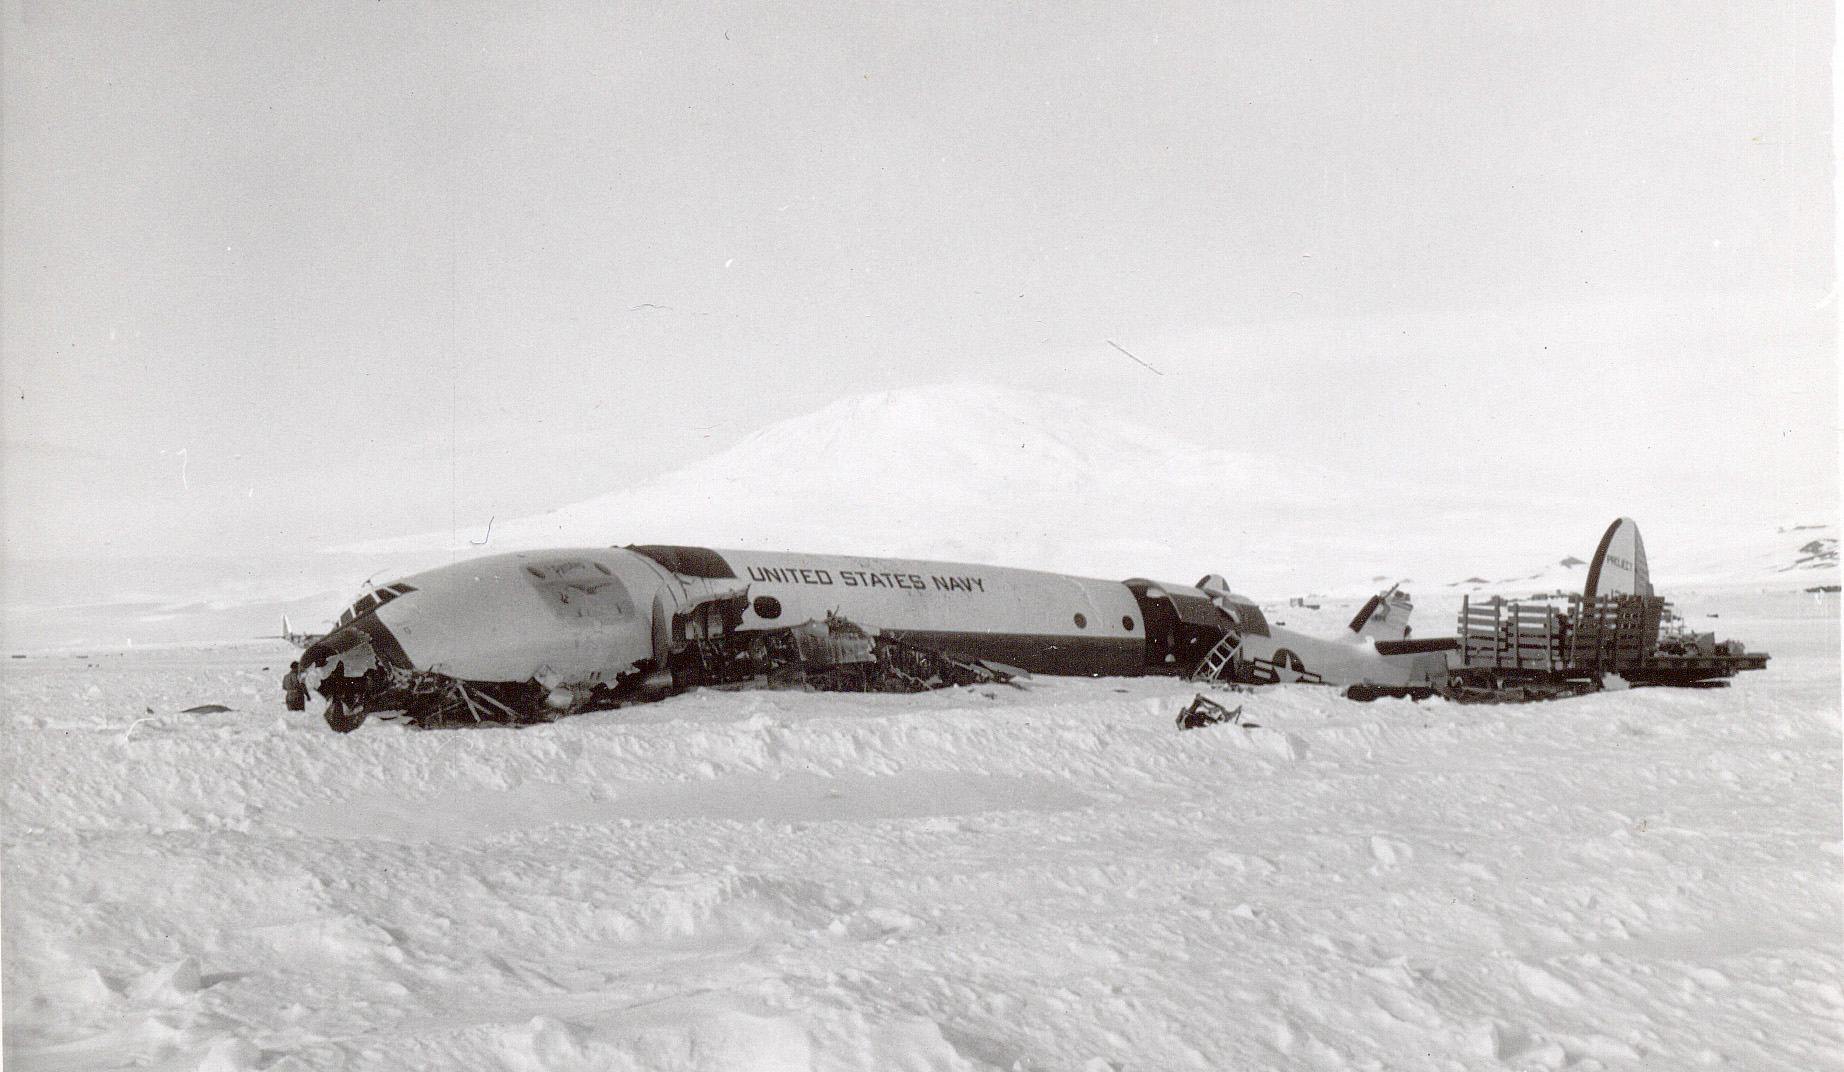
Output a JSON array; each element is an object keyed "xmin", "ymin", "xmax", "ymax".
[{"xmin": 283, "ymin": 665, "xmax": 308, "ymax": 712}]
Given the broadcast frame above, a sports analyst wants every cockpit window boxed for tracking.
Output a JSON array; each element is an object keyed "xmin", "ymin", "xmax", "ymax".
[
  {"xmin": 626, "ymin": 545, "xmax": 737, "ymax": 579},
  {"xmin": 335, "ymin": 583, "xmax": 417, "ymax": 628}
]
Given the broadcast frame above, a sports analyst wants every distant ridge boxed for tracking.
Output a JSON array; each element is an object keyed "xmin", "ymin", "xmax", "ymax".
[{"xmin": 1431, "ymin": 520, "xmax": 1838, "ymax": 596}]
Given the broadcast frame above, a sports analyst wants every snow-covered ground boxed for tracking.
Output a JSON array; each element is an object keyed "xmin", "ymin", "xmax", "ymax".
[
  {"xmin": 4, "ymin": 386, "xmax": 1837, "ymax": 1068},
  {"xmin": 4, "ymin": 588, "xmax": 1836, "ymax": 1071}
]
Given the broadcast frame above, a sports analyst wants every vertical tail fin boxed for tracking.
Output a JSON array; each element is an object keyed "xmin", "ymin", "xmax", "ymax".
[
  {"xmin": 1348, "ymin": 585, "xmax": 1414, "ymax": 641},
  {"xmin": 1583, "ymin": 518, "xmax": 1652, "ymax": 599}
]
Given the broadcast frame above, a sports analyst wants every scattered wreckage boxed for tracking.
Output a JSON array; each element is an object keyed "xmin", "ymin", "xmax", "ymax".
[
  {"xmin": 1175, "ymin": 694, "xmax": 1256, "ymax": 731},
  {"xmin": 292, "ymin": 519, "xmax": 1767, "ymax": 731},
  {"xmin": 313, "ymin": 611, "xmax": 1011, "ymax": 732}
]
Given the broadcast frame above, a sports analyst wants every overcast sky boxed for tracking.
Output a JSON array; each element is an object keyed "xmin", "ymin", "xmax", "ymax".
[{"xmin": 4, "ymin": 0, "xmax": 1832, "ymax": 565}]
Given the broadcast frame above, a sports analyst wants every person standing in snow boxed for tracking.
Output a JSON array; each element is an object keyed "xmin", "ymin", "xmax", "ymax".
[{"xmin": 283, "ymin": 661, "xmax": 308, "ymax": 711}]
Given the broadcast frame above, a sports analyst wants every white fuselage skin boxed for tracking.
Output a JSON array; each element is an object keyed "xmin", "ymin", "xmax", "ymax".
[
  {"xmin": 1231, "ymin": 628, "xmax": 1443, "ymax": 688},
  {"xmin": 307, "ymin": 546, "xmax": 1443, "ymax": 695},
  {"xmin": 373, "ymin": 551, "xmax": 667, "ymax": 687}
]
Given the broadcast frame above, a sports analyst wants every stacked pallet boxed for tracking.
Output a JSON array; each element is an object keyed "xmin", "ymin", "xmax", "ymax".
[
  {"xmin": 1458, "ymin": 597, "xmax": 1566, "ymax": 670},
  {"xmin": 1568, "ymin": 595, "xmax": 1664, "ymax": 671}
]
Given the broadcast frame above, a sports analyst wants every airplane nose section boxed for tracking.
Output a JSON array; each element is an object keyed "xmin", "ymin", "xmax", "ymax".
[
  {"xmin": 300, "ymin": 613, "xmax": 413, "ymax": 678},
  {"xmin": 298, "ymin": 613, "xmax": 416, "ymax": 733}
]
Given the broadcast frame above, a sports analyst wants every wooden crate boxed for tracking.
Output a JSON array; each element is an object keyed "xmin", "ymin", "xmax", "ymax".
[
  {"xmin": 1567, "ymin": 595, "xmax": 1663, "ymax": 671},
  {"xmin": 1458, "ymin": 597, "xmax": 1564, "ymax": 670}
]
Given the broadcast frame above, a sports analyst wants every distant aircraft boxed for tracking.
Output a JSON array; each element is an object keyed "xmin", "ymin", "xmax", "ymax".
[
  {"xmin": 264, "ymin": 615, "xmax": 322, "ymax": 649},
  {"xmin": 295, "ymin": 544, "xmax": 1450, "ymax": 731}
]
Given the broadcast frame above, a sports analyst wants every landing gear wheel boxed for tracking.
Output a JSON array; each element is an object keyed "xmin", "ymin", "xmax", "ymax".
[{"xmin": 323, "ymin": 697, "xmax": 367, "ymax": 734}]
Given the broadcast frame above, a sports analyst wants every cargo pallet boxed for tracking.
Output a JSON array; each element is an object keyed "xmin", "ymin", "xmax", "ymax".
[{"xmin": 1450, "ymin": 593, "xmax": 1768, "ymax": 701}]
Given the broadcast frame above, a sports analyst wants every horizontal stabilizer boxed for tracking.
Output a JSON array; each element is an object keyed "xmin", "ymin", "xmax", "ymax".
[{"xmin": 1373, "ymin": 636, "xmax": 1460, "ymax": 657}]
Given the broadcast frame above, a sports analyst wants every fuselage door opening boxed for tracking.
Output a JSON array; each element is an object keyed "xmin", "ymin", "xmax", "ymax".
[{"xmin": 1124, "ymin": 579, "xmax": 1236, "ymax": 674}]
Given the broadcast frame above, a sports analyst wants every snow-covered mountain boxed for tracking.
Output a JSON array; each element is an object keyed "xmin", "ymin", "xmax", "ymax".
[
  {"xmin": 343, "ymin": 383, "xmax": 1833, "ymax": 596},
  {"xmin": 339, "ymin": 384, "xmax": 1502, "ymax": 594},
  {"xmin": 341, "ymin": 384, "xmax": 1346, "ymax": 566},
  {"xmin": 1664, "ymin": 522, "xmax": 1839, "ymax": 588}
]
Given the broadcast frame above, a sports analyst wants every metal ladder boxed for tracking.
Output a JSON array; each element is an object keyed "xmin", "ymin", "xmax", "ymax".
[{"xmin": 1190, "ymin": 634, "xmax": 1242, "ymax": 684}]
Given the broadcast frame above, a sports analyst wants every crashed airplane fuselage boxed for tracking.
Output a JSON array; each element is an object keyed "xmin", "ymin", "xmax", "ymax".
[{"xmin": 298, "ymin": 544, "xmax": 1447, "ymax": 731}]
